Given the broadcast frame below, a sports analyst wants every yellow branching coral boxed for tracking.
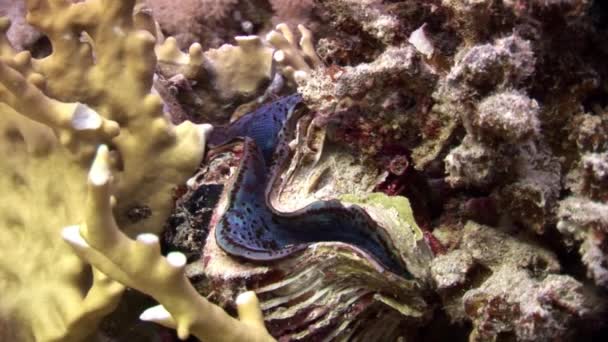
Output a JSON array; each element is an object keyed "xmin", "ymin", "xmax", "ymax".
[
  {"xmin": 1, "ymin": 14, "xmax": 126, "ymax": 342},
  {"xmin": 204, "ymin": 36, "xmax": 274, "ymax": 99},
  {"xmin": 156, "ymin": 36, "xmax": 205, "ymax": 79},
  {"xmin": 156, "ymin": 21, "xmax": 320, "ymax": 101},
  {"xmin": 156, "ymin": 34, "xmax": 274, "ymax": 100},
  {"xmin": 0, "ymin": 0, "xmax": 237, "ymax": 340},
  {"xmin": 63, "ymin": 145, "xmax": 275, "ymax": 342},
  {"xmin": 22, "ymin": 0, "xmax": 209, "ymax": 235},
  {"xmin": 266, "ymin": 23, "xmax": 323, "ymax": 83}
]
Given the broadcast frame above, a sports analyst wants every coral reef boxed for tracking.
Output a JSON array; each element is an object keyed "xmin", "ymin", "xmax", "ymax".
[
  {"xmin": 263, "ymin": 0, "xmax": 608, "ymax": 340},
  {"xmin": 431, "ymin": 222, "xmax": 603, "ymax": 341},
  {"xmin": 62, "ymin": 145, "xmax": 274, "ymax": 341},
  {"xmin": 197, "ymin": 186, "xmax": 431, "ymax": 340},
  {"xmin": 2, "ymin": 0, "xmax": 608, "ymax": 341},
  {"xmin": 178, "ymin": 95, "xmax": 432, "ymax": 339},
  {"xmin": 0, "ymin": 0, "xmax": 271, "ymax": 341}
]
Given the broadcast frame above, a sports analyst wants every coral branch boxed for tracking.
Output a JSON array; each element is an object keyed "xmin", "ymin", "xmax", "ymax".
[
  {"xmin": 0, "ymin": 1, "xmax": 214, "ymax": 339},
  {"xmin": 63, "ymin": 145, "xmax": 275, "ymax": 342},
  {"xmin": 267, "ymin": 23, "xmax": 323, "ymax": 83},
  {"xmin": 57, "ymin": 268, "xmax": 125, "ymax": 342},
  {"xmin": 156, "ymin": 37, "xmax": 204, "ymax": 79},
  {"xmin": 0, "ymin": 58, "xmax": 119, "ymax": 153}
]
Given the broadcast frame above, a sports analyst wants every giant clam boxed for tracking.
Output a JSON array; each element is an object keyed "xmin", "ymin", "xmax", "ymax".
[{"xmin": 168, "ymin": 95, "xmax": 433, "ymax": 340}]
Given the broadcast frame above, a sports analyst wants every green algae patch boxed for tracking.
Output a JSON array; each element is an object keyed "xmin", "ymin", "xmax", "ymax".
[{"xmin": 340, "ymin": 192, "xmax": 424, "ymax": 241}]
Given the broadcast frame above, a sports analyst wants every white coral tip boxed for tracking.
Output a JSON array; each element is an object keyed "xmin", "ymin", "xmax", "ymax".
[
  {"xmin": 236, "ymin": 291, "xmax": 256, "ymax": 306},
  {"xmin": 167, "ymin": 251, "xmax": 187, "ymax": 268},
  {"xmin": 61, "ymin": 225, "xmax": 89, "ymax": 247},
  {"xmin": 89, "ymin": 145, "xmax": 111, "ymax": 186},
  {"xmin": 197, "ymin": 123, "xmax": 213, "ymax": 139},
  {"xmin": 274, "ymin": 50, "xmax": 286, "ymax": 63},
  {"xmin": 198, "ymin": 124, "xmax": 214, "ymax": 148},
  {"xmin": 71, "ymin": 103, "xmax": 102, "ymax": 131},
  {"xmin": 140, "ymin": 305, "xmax": 174, "ymax": 324},
  {"xmin": 136, "ymin": 233, "xmax": 159, "ymax": 245}
]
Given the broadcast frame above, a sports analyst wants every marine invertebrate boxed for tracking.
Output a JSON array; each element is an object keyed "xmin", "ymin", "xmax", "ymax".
[
  {"xmin": 156, "ymin": 36, "xmax": 205, "ymax": 79},
  {"xmin": 0, "ymin": 0, "xmax": 270, "ymax": 340},
  {"xmin": 62, "ymin": 145, "xmax": 275, "ymax": 342},
  {"xmin": 198, "ymin": 186, "xmax": 431, "ymax": 340},
  {"xmin": 157, "ymin": 32, "xmax": 275, "ymax": 100},
  {"xmin": 208, "ymin": 94, "xmax": 303, "ymax": 160},
  {"xmin": 209, "ymin": 95, "xmax": 409, "ymax": 274},
  {"xmin": 272, "ymin": 0, "xmax": 608, "ymax": 339},
  {"xmin": 155, "ymin": 33, "xmax": 278, "ymax": 126},
  {"xmin": 204, "ymin": 35, "xmax": 274, "ymax": 99},
  {"xmin": 167, "ymin": 94, "xmax": 433, "ymax": 340},
  {"xmin": 3, "ymin": 0, "xmax": 608, "ymax": 340},
  {"xmin": 267, "ymin": 23, "xmax": 323, "ymax": 83}
]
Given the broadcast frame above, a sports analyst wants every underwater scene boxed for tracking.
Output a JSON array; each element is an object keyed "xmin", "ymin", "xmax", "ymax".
[{"xmin": 0, "ymin": 0, "xmax": 607, "ymax": 341}]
